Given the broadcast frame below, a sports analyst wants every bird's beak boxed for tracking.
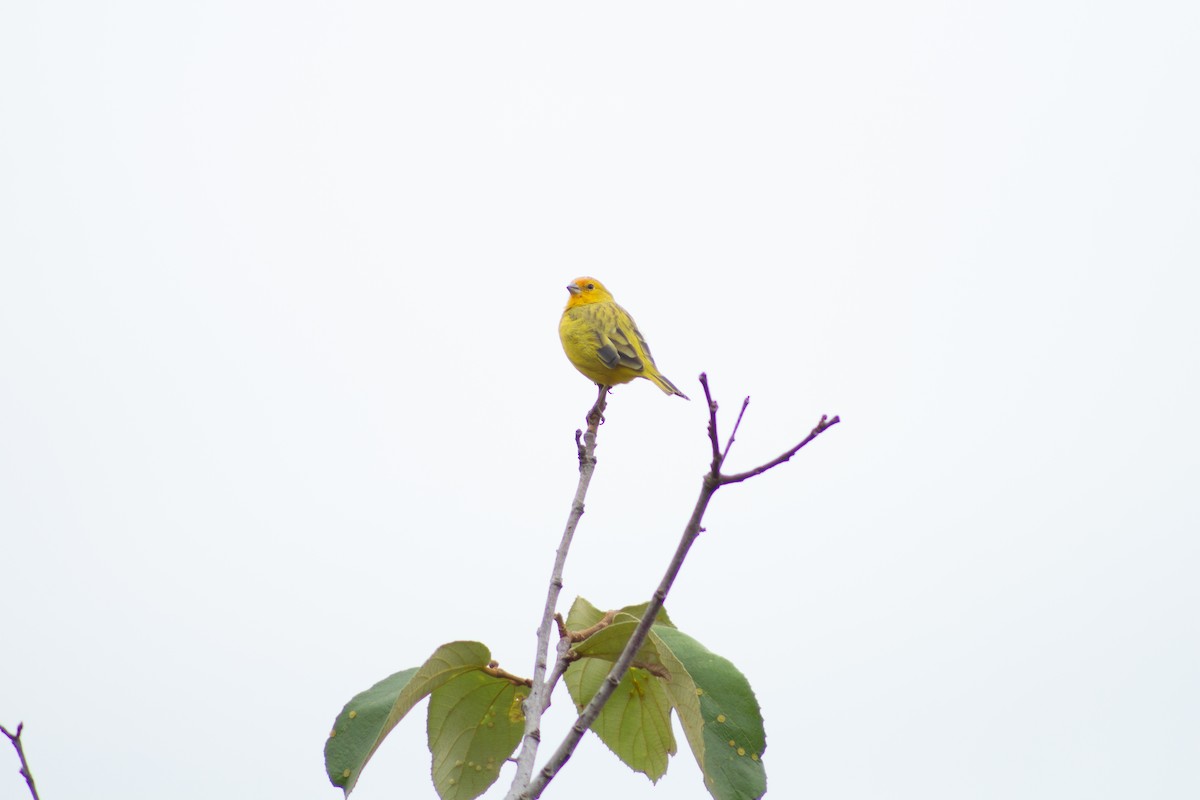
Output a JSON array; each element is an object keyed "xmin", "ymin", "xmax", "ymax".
[{"xmin": 566, "ymin": 284, "xmax": 581, "ymax": 295}]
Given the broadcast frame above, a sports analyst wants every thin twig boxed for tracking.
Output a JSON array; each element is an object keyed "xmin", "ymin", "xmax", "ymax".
[
  {"xmin": 1, "ymin": 722, "xmax": 41, "ymax": 800},
  {"xmin": 701, "ymin": 373, "xmax": 722, "ymax": 471},
  {"xmin": 542, "ymin": 637, "xmax": 575, "ymax": 707},
  {"xmin": 721, "ymin": 396, "xmax": 751, "ymax": 465},
  {"xmin": 504, "ymin": 384, "xmax": 609, "ymax": 800},
  {"xmin": 522, "ymin": 377, "xmax": 839, "ymax": 799},
  {"xmin": 719, "ymin": 414, "xmax": 841, "ymax": 485}
]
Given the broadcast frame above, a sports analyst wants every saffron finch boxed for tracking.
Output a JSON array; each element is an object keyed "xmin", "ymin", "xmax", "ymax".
[{"xmin": 559, "ymin": 277, "xmax": 689, "ymax": 399}]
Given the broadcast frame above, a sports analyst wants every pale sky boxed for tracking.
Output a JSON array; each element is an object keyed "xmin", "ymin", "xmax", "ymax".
[{"xmin": 2, "ymin": 3, "xmax": 1198, "ymax": 800}]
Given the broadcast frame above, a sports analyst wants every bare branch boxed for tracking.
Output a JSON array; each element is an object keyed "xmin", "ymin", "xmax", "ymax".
[
  {"xmin": 504, "ymin": 386, "xmax": 609, "ymax": 800},
  {"xmin": 1, "ymin": 722, "xmax": 41, "ymax": 800},
  {"xmin": 542, "ymin": 636, "xmax": 575, "ymax": 706},
  {"xmin": 721, "ymin": 396, "xmax": 751, "ymax": 464},
  {"xmin": 700, "ymin": 373, "xmax": 722, "ymax": 471},
  {"xmin": 719, "ymin": 414, "xmax": 841, "ymax": 485}
]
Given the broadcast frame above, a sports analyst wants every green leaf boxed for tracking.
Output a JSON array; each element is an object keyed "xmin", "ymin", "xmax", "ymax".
[
  {"xmin": 428, "ymin": 669, "xmax": 529, "ymax": 800},
  {"xmin": 564, "ymin": 653, "xmax": 676, "ymax": 782},
  {"xmin": 564, "ymin": 596, "xmax": 676, "ymax": 634},
  {"xmin": 618, "ymin": 600, "xmax": 676, "ymax": 629},
  {"xmin": 324, "ymin": 641, "xmax": 495, "ymax": 796},
  {"xmin": 651, "ymin": 627, "xmax": 766, "ymax": 800},
  {"xmin": 572, "ymin": 620, "xmax": 666, "ymax": 670},
  {"xmin": 558, "ymin": 599, "xmax": 764, "ymax": 798},
  {"xmin": 565, "ymin": 596, "xmax": 607, "ymax": 630}
]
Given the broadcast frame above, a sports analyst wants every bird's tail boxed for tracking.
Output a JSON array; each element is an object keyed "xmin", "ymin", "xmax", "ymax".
[{"xmin": 649, "ymin": 371, "xmax": 690, "ymax": 400}]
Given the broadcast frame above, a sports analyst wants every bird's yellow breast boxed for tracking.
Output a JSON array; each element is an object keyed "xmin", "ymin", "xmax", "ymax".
[{"xmin": 559, "ymin": 305, "xmax": 643, "ymax": 387}]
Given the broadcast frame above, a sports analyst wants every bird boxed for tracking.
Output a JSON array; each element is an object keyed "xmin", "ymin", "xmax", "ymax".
[{"xmin": 559, "ymin": 277, "xmax": 689, "ymax": 399}]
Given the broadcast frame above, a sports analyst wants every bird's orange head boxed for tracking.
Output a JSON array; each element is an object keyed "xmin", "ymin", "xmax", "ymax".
[{"xmin": 564, "ymin": 277, "xmax": 614, "ymax": 308}]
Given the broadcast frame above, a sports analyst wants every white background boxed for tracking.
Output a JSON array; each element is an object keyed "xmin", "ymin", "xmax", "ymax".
[{"xmin": 2, "ymin": 2, "xmax": 1198, "ymax": 799}]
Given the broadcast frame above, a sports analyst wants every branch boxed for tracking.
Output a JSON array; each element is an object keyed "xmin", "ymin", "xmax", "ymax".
[
  {"xmin": 719, "ymin": 413, "xmax": 840, "ymax": 485},
  {"xmin": 1, "ymin": 722, "xmax": 41, "ymax": 800},
  {"xmin": 721, "ymin": 396, "xmax": 751, "ymax": 465},
  {"xmin": 504, "ymin": 384, "xmax": 609, "ymax": 800},
  {"xmin": 540, "ymin": 637, "xmax": 575, "ymax": 713},
  {"xmin": 524, "ymin": 473, "xmax": 718, "ymax": 798},
  {"xmin": 522, "ymin": 374, "xmax": 840, "ymax": 799},
  {"xmin": 702, "ymin": 373, "xmax": 722, "ymax": 472}
]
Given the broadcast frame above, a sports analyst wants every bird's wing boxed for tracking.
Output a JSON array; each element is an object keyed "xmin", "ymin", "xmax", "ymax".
[{"xmin": 593, "ymin": 304, "xmax": 647, "ymax": 372}]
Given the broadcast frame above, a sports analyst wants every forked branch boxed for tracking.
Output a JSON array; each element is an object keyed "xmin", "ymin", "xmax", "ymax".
[{"xmin": 1, "ymin": 722, "xmax": 41, "ymax": 800}]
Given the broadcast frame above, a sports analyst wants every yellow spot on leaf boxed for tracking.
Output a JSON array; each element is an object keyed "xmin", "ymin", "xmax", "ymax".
[
  {"xmin": 752, "ymin": 753, "xmax": 760, "ymax": 761},
  {"xmin": 716, "ymin": 714, "xmax": 726, "ymax": 723},
  {"xmin": 729, "ymin": 740, "xmax": 737, "ymax": 747},
  {"xmin": 449, "ymin": 778, "xmax": 457, "ymax": 786},
  {"xmin": 695, "ymin": 688, "xmax": 704, "ymax": 696},
  {"xmin": 508, "ymin": 693, "xmax": 527, "ymax": 723},
  {"xmin": 738, "ymin": 747, "xmax": 746, "ymax": 756},
  {"xmin": 342, "ymin": 769, "xmax": 351, "ymax": 779},
  {"xmin": 348, "ymin": 711, "xmax": 357, "ymax": 719},
  {"xmin": 475, "ymin": 765, "xmax": 483, "ymax": 772},
  {"xmin": 328, "ymin": 730, "xmax": 335, "ymax": 738},
  {"xmin": 455, "ymin": 760, "xmax": 464, "ymax": 767}
]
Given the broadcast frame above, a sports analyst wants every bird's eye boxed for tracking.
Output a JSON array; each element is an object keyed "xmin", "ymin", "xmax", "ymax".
[{"xmin": 586, "ymin": 283, "xmax": 595, "ymax": 290}]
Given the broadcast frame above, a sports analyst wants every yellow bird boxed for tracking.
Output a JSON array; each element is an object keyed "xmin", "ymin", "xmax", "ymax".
[{"xmin": 559, "ymin": 277, "xmax": 689, "ymax": 399}]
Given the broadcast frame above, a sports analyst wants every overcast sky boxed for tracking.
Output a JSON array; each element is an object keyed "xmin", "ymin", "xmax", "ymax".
[{"xmin": 2, "ymin": 3, "xmax": 1198, "ymax": 800}]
